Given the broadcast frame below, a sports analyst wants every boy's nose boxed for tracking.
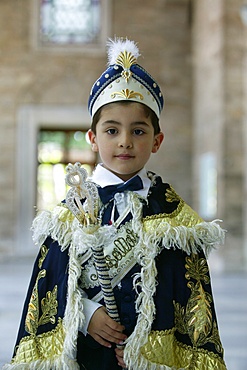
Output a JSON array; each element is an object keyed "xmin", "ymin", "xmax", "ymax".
[{"xmin": 118, "ymin": 134, "xmax": 133, "ymax": 148}]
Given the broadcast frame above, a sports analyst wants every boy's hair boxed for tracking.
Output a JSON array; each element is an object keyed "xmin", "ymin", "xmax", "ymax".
[{"xmin": 91, "ymin": 101, "xmax": 161, "ymax": 135}]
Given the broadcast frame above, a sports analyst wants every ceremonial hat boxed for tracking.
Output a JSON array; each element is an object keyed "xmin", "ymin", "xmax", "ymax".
[{"xmin": 88, "ymin": 37, "xmax": 164, "ymax": 119}]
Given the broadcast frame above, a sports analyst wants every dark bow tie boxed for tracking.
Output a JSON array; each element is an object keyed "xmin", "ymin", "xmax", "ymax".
[{"xmin": 98, "ymin": 175, "xmax": 143, "ymax": 204}]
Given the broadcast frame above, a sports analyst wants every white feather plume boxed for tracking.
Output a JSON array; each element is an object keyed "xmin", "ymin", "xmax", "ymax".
[{"xmin": 107, "ymin": 37, "xmax": 141, "ymax": 66}]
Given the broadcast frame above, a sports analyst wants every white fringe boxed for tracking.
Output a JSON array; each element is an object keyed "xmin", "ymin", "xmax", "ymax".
[
  {"xmin": 31, "ymin": 210, "xmax": 52, "ymax": 247},
  {"xmin": 124, "ymin": 194, "xmax": 159, "ymax": 369},
  {"xmin": 62, "ymin": 238, "xmax": 86, "ymax": 364},
  {"xmin": 32, "ymin": 207, "xmax": 79, "ymax": 252},
  {"xmin": 31, "ymin": 203, "xmax": 225, "ymax": 260},
  {"xmin": 158, "ymin": 220, "xmax": 225, "ymax": 258}
]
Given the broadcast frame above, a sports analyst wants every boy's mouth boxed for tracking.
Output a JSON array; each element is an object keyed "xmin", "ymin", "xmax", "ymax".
[{"xmin": 115, "ymin": 154, "xmax": 134, "ymax": 160}]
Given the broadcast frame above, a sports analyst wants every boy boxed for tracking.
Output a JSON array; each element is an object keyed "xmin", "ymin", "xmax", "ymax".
[{"xmin": 3, "ymin": 38, "xmax": 227, "ymax": 370}]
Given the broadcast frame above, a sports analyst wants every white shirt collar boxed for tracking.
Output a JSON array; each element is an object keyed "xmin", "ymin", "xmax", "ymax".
[{"xmin": 90, "ymin": 164, "xmax": 151, "ymax": 198}]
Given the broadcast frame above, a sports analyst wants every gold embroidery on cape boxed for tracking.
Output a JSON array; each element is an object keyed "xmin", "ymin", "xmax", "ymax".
[
  {"xmin": 25, "ymin": 269, "xmax": 58, "ymax": 335},
  {"xmin": 39, "ymin": 285, "xmax": 58, "ymax": 326},
  {"xmin": 25, "ymin": 269, "xmax": 46, "ymax": 334},
  {"xmin": 111, "ymin": 89, "xmax": 144, "ymax": 100},
  {"xmin": 174, "ymin": 254, "xmax": 224, "ymax": 354},
  {"xmin": 140, "ymin": 329, "xmax": 226, "ymax": 369},
  {"xmin": 165, "ymin": 186, "xmax": 181, "ymax": 203},
  {"xmin": 38, "ymin": 245, "xmax": 49, "ymax": 269},
  {"xmin": 13, "ymin": 318, "xmax": 65, "ymax": 364}
]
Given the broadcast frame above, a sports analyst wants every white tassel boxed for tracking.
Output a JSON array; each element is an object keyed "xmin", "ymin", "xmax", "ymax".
[
  {"xmin": 31, "ymin": 207, "xmax": 77, "ymax": 252},
  {"xmin": 62, "ymin": 240, "xmax": 85, "ymax": 364},
  {"xmin": 31, "ymin": 210, "xmax": 52, "ymax": 246},
  {"xmin": 107, "ymin": 37, "xmax": 141, "ymax": 66}
]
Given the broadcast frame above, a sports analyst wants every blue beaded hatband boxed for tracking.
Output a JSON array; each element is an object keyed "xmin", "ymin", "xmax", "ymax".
[{"xmin": 88, "ymin": 38, "xmax": 164, "ymax": 119}]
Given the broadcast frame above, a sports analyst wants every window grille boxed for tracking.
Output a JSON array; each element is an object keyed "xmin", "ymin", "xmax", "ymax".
[{"xmin": 37, "ymin": 0, "xmax": 108, "ymax": 47}]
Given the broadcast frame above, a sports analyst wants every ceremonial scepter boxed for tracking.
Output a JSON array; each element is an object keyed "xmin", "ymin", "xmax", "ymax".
[{"xmin": 65, "ymin": 162, "xmax": 126, "ymax": 366}]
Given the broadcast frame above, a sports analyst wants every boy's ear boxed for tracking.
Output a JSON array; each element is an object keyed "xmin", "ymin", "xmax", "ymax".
[
  {"xmin": 152, "ymin": 132, "xmax": 164, "ymax": 153},
  {"xmin": 87, "ymin": 129, "xmax": 99, "ymax": 152}
]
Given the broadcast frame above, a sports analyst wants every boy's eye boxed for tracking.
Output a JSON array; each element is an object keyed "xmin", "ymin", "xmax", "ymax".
[
  {"xmin": 133, "ymin": 129, "xmax": 144, "ymax": 135},
  {"xmin": 106, "ymin": 128, "xmax": 118, "ymax": 135}
]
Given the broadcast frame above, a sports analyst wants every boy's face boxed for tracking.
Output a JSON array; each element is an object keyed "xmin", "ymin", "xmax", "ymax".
[{"xmin": 88, "ymin": 102, "xmax": 164, "ymax": 181}]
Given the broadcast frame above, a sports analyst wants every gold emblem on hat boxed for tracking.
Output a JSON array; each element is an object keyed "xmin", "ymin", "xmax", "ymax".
[
  {"xmin": 116, "ymin": 51, "xmax": 137, "ymax": 82},
  {"xmin": 111, "ymin": 89, "xmax": 143, "ymax": 100}
]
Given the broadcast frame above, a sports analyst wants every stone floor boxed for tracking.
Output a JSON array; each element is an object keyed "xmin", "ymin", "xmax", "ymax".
[
  {"xmin": 210, "ymin": 271, "xmax": 247, "ymax": 369},
  {"xmin": 0, "ymin": 256, "xmax": 247, "ymax": 369}
]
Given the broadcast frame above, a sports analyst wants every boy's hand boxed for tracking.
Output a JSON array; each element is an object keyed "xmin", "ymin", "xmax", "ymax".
[
  {"xmin": 87, "ymin": 306, "xmax": 127, "ymax": 348},
  {"xmin": 115, "ymin": 346, "xmax": 127, "ymax": 368}
]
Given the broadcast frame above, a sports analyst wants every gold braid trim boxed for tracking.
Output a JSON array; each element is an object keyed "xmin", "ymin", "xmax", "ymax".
[
  {"xmin": 143, "ymin": 201, "xmax": 204, "ymax": 231},
  {"xmin": 12, "ymin": 318, "xmax": 65, "ymax": 364},
  {"xmin": 143, "ymin": 186, "xmax": 204, "ymax": 232},
  {"xmin": 140, "ymin": 329, "xmax": 227, "ymax": 370}
]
